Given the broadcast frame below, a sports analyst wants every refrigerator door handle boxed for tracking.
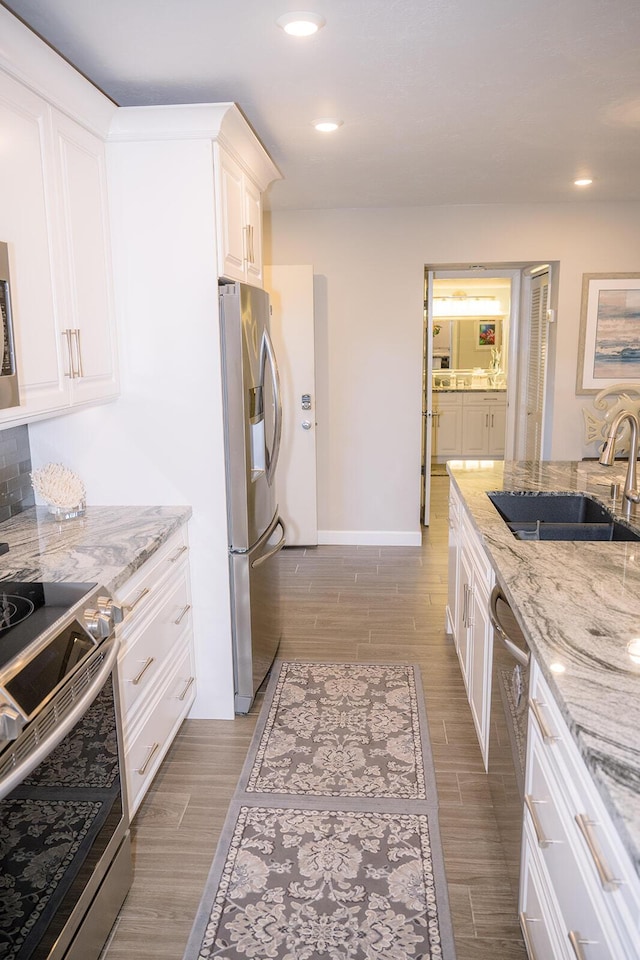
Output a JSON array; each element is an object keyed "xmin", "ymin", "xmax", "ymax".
[
  {"xmin": 252, "ymin": 517, "xmax": 287, "ymax": 568},
  {"xmin": 260, "ymin": 327, "xmax": 283, "ymax": 485}
]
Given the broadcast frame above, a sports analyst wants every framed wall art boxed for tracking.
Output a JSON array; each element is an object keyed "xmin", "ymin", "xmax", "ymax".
[
  {"xmin": 576, "ymin": 273, "xmax": 640, "ymax": 394},
  {"xmin": 477, "ymin": 321, "xmax": 496, "ymax": 349}
]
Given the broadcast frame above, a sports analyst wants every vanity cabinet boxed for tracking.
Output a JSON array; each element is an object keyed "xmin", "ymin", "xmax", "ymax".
[
  {"xmin": 0, "ymin": 56, "xmax": 118, "ymax": 428},
  {"xmin": 115, "ymin": 527, "xmax": 196, "ymax": 818},
  {"xmin": 522, "ymin": 661, "xmax": 640, "ymax": 959},
  {"xmin": 215, "ymin": 145, "xmax": 264, "ymax": 286},
  {"xmin": 432, "ymin": 391, "xmax": 506, "ymax": 460},
  {"xmin": 460, "ymin": 392, "xmax": 506, "ymax": 457}
]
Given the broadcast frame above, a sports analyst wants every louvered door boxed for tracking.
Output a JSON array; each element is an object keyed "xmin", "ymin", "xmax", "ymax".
[{"xmin": 522, "ymin": 273, "xmax": 549, "ymax": 460}]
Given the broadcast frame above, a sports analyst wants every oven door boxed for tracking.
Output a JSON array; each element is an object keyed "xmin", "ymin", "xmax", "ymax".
[{"xmin": 0, "ymin": 636, "xmax": 131, "ymax": 960}]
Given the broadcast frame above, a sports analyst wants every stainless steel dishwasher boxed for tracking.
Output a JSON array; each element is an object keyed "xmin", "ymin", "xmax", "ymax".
[{"xmin": 488, "ymin": 584, "xmax": 531, "ymax": 902}]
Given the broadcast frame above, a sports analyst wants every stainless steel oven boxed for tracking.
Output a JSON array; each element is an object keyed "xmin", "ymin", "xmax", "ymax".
[
  {"xmin": 488, "ymin": 584, "xmax": 530, "ymax": 903},
  {"xmin": 0, "ymin": 241, "xmax": 20, "ymax": 411},
  {"xmin": 0, "ymin": 581, "xmax": 131, "ymax": 960}
]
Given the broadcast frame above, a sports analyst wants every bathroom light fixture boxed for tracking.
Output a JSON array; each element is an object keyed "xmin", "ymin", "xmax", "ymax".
[
  {"xmin": 432, "ymin": 293, "xmax": 503, "ymax": 318},
  {"xmin": 313, "ymin": 118, "xmax": 343, "ymax": 132},
  {"xmin": 277, "ymin": 12, "xmax": 325, "ymax": 36},
  {"xmin": 574, "ymin": 178, "xmax": 593, "ymax": 187}
]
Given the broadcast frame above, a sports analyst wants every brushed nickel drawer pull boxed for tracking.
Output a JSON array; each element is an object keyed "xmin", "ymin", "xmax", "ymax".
[
  {"xmin": 177, "ymin": 676, "xmax": 195, "ymax": 701},
  {"xmin": 568, "ymin": 930, "xmax": 597, "ymax": 960},
  {"xmin": 137, "ymin": 742, "xmax": 160, "ymax": 776},
  {"xmin": 525, "ymin": 794, "xmax": 556, "ymax": 848},
  {"xmin": 174, "ymin": 603, "xmax": 191, "ymax": 626},
  {"xmin": 519, "ymin": 913, "xmax": 542, "ymax": 960},
  {"xmin": 168, "ymin": 545, "xmax": 188, "ymax": 563},
  {"xmin": 131, "ymin": 656, "xmax": 155, "ymax": 686},
  {"xmin": 575, "ymin": 814, "xmax": 622, "ymax": 891},
  {"xmin": 529, "ymin": 698, "xmax": 560, "ymax": 744},
  {"xmin": 125, "ymin": 586, "xmax": 150, "ymax": 615}
]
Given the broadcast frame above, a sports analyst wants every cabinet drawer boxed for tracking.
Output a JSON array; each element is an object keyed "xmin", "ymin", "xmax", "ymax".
[
  {"xmin": 118, "ymin": 568, "xmax": 192, "ymax": 719},
  {"xmin": 124, "ymin": 641, "xmax": 196, "ymax": 818},
  {"xmin": 521, "ymin": 826, "xmax": 569, "ymax": 960},
  {"xmin": 530, "ymin": 665, "xmax": 640, "ymax": 956},
  {"xmin": 525, "ymin": 723, "xmax": 625, "ymax": 958},
  {"xmin": 116, "ymin": 527, "xmax": 189, "ymax": 633}
]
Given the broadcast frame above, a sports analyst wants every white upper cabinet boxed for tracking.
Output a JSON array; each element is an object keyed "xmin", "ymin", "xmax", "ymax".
[
  {"xmin": 51, "ymin": 111, "xmax": 119, "ymax": 406},
  {"xmin": 0, "ymin": 6, "xmax": 119, "ymax": 428},
  {"xmin": 215, "ymin": 144, "xmax": 267, "ymax": 286},
  {"xmin": 0, "ymin": 73, "xmax": 70, "ymax": 420}
]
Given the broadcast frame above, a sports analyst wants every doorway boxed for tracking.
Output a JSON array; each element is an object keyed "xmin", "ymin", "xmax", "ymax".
[{"xmin": 421, "ymin": 262, "xmax": 558, "ymax": 525}]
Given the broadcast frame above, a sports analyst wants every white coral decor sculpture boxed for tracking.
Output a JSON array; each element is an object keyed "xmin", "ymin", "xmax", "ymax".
[{"xmin": 31, "ymin": 463, "xmax": 86, "ymax": 510}]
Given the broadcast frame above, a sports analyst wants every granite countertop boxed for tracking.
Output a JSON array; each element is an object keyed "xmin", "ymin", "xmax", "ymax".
[
  {"xmin": 447, "ymin": 460, "xmax": 640, "ymax": 876},
  {"xmin": 0, "ymin": 504, "xmax": 192, "ymax": 595}
]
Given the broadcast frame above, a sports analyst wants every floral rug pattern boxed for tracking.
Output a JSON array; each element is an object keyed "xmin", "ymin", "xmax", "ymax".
[
  {"xmin": 246, "ymin": 663, "xmax": 428, "ymax": 800},
  {"xmin": 198, "ymin": 806, "xmax": 442, "ymax": 960},
  {"xmin": 187, "ymin": 662, "xmax": 455, "ymax": 960}
]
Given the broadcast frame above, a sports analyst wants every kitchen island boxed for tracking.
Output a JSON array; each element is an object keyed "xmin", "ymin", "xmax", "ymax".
[{"xmin": 447, "ymin": 459, "xmax": 640, "ymax": 876}]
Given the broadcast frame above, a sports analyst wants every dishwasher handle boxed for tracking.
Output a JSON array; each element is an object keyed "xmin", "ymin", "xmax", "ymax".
[{"xmin": 489, "ymin": 585, "xmax": 530, "ymax": 668}]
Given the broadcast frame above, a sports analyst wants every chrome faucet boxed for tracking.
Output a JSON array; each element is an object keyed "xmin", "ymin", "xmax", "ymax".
[{"xmin": 599, "ymin": 410, "xmax": 640, "ymax": 516}]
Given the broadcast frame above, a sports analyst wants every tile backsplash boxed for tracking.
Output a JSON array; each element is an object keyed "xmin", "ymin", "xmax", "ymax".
[{"xmin": 0, "ymin": 425, "xmax": 34, "ymax": 521}]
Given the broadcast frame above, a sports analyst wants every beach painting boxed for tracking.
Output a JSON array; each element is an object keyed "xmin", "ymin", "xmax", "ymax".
[{"xmin": 577, "ymin": 274, "xmax": 640, "ymax": 393}]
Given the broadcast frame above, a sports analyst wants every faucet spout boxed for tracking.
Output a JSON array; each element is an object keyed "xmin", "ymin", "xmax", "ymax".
[{"xmin": 599, "ymin": 410, "xmax": 640, "ymax": 514}]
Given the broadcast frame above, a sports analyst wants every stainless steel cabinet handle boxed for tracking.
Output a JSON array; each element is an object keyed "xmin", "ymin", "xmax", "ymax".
[
  {"xmin": 168, "ymin": 544, "xmax": 188, "ymax": 563},
  {"xmin": 568, "ymin": 930, "xmax": 597, "ymax": 960},
  {"xmin": 137, "ymin": 742, "xmax": 160, "ymax": 776},
  {"xmin": 529, "ymin": 697, "xmax": 559, "ymax": 744},
  {"xmin": 524, "ymin": 794, "xmax": 555, "ymax": 848},
  {"xmin": 131, "ymin": 656, "xmax": 155, "ymax": 686},
  {"xmin": 462, "ymin": 583, "xmax": 468, "ymax": 628},
  {"xmin": 519, "ymin": 913, "xmax": 542, "ymax": 960},
  {"xmin": 174, "ymin": 603, "xmax": 191, "ymax": 626},
  {"xmin": 72, "ymin": 328, "xmax": 84, "ymax": 378},
  {"xmin": 249, "ymin": 224, "xmax": 255, "ymax": 264},
  {"xmin": 467, "ymin": 584, "xmax": 475, "ymax": 627},
  {"xmin": 62, "ymin": 329, "xmax": 75, "ymax": 378},
  {"xmin": 124, "ymin": 586, "xmax": 150, "ymax": 615},
  {"xmin": 485, "ymin": 413, "xmax": 489, "ymax": 427},
  {"xmin": 491, "ymin": 413, "xmax": 494, "ymax": 427},
  {"xmin": 177, "ymin": 676, "xmax": 195, "ymax": 701},
  {"xmin": 243, "ymin": 224, "xmax": 249, "ymax": 264},
  {"xmin": 575, "ymin": 814, "xmax": 621, "ymax": 891}
]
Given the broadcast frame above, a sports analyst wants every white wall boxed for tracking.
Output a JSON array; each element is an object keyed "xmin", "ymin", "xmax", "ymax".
[{"xmin": 265, "ymin": 201, "xmax": 640, "ymax": 539}]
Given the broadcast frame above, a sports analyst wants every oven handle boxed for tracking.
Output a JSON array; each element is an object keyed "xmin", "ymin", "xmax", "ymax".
[{"xmin": 0, "ymin": 634, "xmax": 120, "ymax": 801}]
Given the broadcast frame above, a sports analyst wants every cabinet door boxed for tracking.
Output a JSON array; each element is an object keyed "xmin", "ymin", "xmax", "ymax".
[
  {"xmin": 216, "ymin": 147, "xmax": 246, "ymax": 282},
  {"xmin": 461, "ymin": 403, "xmax": 490, "ymax": 455},
  {"xmin": 488, "ymin": 400, "xmax": 507, "ymax": 457},
  {"xmin": 0, "ymin": 73, "xmax": 70, "ymax": 422},
  {"xmin": 244, "ymin": 174, "xmax": 263, "ymax": 286},
  {"xmin": 468, "ymin": 575, "xmax": 493, "ymax": 768},
  {"xmin": 52, "ymin": 112, "xmax": 119, "ymax": 406},
  {"xmin": 456, "ymin": 546, "xmax": 473, "ymax": 688},
  {"xmin": 434, "ymin": 401, "xmax": 462, "ymax": 456}
]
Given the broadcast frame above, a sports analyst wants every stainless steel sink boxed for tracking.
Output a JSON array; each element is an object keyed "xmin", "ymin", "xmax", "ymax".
[{"xmin": 487, "ymin": 492, "xmax": 640, "ymax": 542}]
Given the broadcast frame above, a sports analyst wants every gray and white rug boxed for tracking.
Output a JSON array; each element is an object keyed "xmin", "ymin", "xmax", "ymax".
[{"xmin": 184, "ymin": 662, "xmax": 456, "ymax": 960}]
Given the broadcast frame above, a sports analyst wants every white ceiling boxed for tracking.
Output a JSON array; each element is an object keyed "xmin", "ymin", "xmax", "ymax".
[{"xmin": 3, "ymin": 0, "xmax": 640, "ymax": 211}]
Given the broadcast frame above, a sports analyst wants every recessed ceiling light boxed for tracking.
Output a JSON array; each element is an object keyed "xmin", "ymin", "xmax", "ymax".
[
  {"xmin": 313, "ymin": 118, "xmax": 343, "ymax": 132},
  {"xmin": 574, "ymin": 178, "xmax": 593, "ymax": 187},
  {"xmin": 277, "ymin": 12, "xmax": 325, "ymax": 36}
]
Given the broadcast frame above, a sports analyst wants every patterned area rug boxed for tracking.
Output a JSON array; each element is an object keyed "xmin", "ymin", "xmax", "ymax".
[{"xmin": 184, "ymin": 662, "xmax": 456, "ymax": 960}]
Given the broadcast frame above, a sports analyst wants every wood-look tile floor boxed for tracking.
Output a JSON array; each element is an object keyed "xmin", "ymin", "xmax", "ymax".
[{"xmin": 101, "ymin": 476, "xmax": 526, "ymax": 960}]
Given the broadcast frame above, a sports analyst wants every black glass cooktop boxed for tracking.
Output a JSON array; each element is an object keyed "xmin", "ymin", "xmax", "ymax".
[{"xmin": 0, "ymin": 582, "xmax": 97, "ymax": 673}]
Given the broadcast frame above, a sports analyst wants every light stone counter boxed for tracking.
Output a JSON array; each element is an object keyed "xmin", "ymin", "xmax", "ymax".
[
  {"xmin": 0, "ymin": 504, "xmax": 192, "ymax": 594},
  {"xmin": 447, "ymin": 459, "xmax": 640, "ymax": 877}
]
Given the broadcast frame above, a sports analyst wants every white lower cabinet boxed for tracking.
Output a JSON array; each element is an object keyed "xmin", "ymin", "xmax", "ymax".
[
  {"xmin": 451, "ymin": 494, "xmax": 494, "ymax": 767},
  {"xmin": 522, "ymin": 662, "xmax": 640, "ymax": 959},
  {"xmin": 115, "ymin": 527, "xmax": 196, "ymax": 819},
  {"xmin": 432, "ymin": 391, "xmax": 506, "ymax": 459}
]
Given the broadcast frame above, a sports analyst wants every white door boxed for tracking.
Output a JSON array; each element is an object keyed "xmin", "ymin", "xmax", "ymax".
[
  {"xmin": 421, "ymin": 272, "xmax": 435, "ymax": 524},
  {"xmin": 264, "ymin": 265, "xmax": 318, "ymax": 546},
  {"xmin": 521, "ymin": 272, "xmax": 550, "ymax": 459}
]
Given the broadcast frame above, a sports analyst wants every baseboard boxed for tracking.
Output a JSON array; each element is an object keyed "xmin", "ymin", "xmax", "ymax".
[{"xmin": 317, "ymin": 529, "xmax": 422, "ymax": 547}]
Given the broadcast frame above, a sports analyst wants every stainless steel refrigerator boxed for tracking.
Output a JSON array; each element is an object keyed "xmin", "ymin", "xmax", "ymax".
[{"xmin": 219, "ymin": 282, "xmax": 286, "ymax": 713}]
